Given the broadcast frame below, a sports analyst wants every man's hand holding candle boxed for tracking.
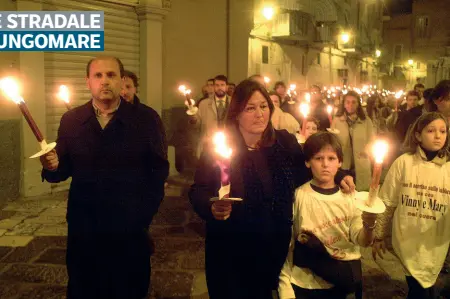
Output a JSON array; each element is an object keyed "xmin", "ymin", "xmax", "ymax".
[{"xmin": 40, "ymin": 150, "xmax": 59, "ymax": 171}]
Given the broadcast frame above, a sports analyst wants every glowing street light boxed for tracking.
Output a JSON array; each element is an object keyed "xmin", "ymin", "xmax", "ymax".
[
  {"xmin": 262, "ymin": 6, "xmax": 275, "ymax": 21},
  {"xmin": 408, "ymin": 59, "xmax": 414, "ymax": 66},
  {"xmin": 340, "ymin": 32, "xmax": 350, "ymax": 44},
  {"xmin": 375, "ymin": 49, "xmax": 381, "ymax": 58}
]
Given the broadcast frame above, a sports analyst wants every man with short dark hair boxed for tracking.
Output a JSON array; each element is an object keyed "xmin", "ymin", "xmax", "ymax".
[
  {"xmin": 227, "ymin": 82, "xmax": 236, "ymax": 97},
  {"xmin": 40, "ymin": 56, "xmax": 168, "ymax": 299},
  {"xmin": 121, "ymin": 70, "xmax": 140, "ymax": 104},
  {"xmin": 405, "ymin": 90, "xmax": 420, "ymax": 111},
  {"xmin": 414, "ymin": 83, "xmax": 425, "ymax": 104},
  {"xmin": 189, "ymin": 74, "xmax": 231, "ymax": 155},
  {"xmin": 206, "ymin": 78, "xmax": 215, "ymax": 97}
]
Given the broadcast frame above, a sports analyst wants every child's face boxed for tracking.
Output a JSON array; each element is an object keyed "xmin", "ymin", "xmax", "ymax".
[
  {"xmin": 305, "ymin": 122, "xmax": 318, "ymax": 139},
  {"xmin": 306, "ymin": 145, "xmax": 342, "ymax": 186},
  {"xmin": 415, "ymin": 119, "xmax": 447, "ymax": 152}
]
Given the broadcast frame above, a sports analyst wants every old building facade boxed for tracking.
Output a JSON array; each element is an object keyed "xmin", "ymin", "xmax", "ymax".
[
  {"xmin": 248, "ymin": 0, "xmax": 384, "ymax": 91},
  {"xmin": 381, "ymin": 0, "xmax": 450, "ymax": 89}
]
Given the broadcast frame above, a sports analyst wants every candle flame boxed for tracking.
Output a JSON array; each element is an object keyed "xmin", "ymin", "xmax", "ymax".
[
  {"xmin": 289, "ymin": 84, "xmax": 296, "ymax": 90},
  {"xmin": 213, "ymin": 132, "xmax": 232, "ymax": 159},
  {"xmin": 394, "ymin": 90, "xmax": 404, "ymax": 99},
  {"xmin": 372, "ymin": 140, "xmax": 388, "ymax": 164},
  {"xmin": 0, "ymin": 77, "xmax": 24, "ymax": 104},
  {"xmin": 263, "ymin": 76, "xmax": 270, "ymax": 84},
  {"xmin": 305, "ymin": 93, "xmax": 311, "ymax": 103},
  {"xmin": 327, "ymin": 105, "xmax": 333, "ymax": 114},
  {"xmin": 300, "ymin": 103, "xmax": 310, "ymax": 118},
  {"xmin": 178, "ymin": 85, "xmax": 191, "ymax": 96},
  {"xmin": 58, "ymin": 85, "xmax": 70, "ymax": 103}
]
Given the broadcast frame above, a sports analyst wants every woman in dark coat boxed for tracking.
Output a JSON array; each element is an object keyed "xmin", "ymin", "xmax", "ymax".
[{"xmin": 188, "ymin": 80, "xmax": 354, "ymax": 299}]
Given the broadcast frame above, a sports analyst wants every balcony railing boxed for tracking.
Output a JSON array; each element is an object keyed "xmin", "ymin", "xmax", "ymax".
[
  {"xmin": 314, "ymin": 22, "xmax": 336, "ymax": 44},
  {"xmin": 271, "ymin": 10, "xmax": 311, "ymax": 40}
]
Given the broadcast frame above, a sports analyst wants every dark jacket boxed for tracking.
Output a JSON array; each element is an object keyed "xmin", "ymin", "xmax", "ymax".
[
  {"xmin": 188, "ymin": 129, "xmax": 347, "ymax": 299},
  {"xmin": 42, "ymin": 99, "xmax": 168, "ymax": 299},
  {"xmin": 310, "ymin": 101, "xmax": 331, "ymax": 131},
  {"xmin": 42, "ymin": 98, "xmax": 168, "ymax": 232},
  {"xmin": 132, "ymin": 94, "xmax": 141, "ymax": 105},
  {"xmin": 394, "ymin": 104, "xmax": 424, "ymax": 143}
]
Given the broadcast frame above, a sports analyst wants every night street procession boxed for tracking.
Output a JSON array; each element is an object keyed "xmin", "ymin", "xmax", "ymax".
[{"xmin": 0, "ymin": 0, "xmax": 449, "ymax": 298}]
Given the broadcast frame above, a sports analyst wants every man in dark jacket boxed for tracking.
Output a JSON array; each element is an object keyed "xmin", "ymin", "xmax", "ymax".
[
  {"xmin": 40, "ymin": 56, "xmax": 169, "ymax": 299},
  {"xmin": 308, "ymin": 85, "xmax": 330, "ymax": 131}
]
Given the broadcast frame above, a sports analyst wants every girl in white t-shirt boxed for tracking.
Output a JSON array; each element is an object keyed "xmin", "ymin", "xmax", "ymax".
[
  {"xmin": 279, "ymin": 132, "xmax": 376, "ymax": 299},
  {"xmin": 373, "ymin": 112, "xmax": 450, "ymax": 299}
]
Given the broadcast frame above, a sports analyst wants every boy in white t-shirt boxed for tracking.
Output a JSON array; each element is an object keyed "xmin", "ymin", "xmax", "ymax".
[{"xmin": 279, "ymin": 132, "xmax": 377, "ymax": 299}]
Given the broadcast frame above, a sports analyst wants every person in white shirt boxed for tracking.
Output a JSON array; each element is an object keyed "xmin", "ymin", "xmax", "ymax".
[
  {"xmin": 372, "ymin": 112, "xmax": 450, "ymax": 299},
  {"xmin": 279, "ymin": 132, "xmax": 376, "ymax": 299}
]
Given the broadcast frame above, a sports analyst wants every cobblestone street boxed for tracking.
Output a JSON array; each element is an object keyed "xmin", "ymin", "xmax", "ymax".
[{"xmin": 0, "ymin": 175, "xmax": 448, "ymax": 298}]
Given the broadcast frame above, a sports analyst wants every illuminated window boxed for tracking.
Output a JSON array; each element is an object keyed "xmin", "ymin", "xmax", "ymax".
[
  {"xmin": 262, "ymin": 46, "xmax": 269, "ymax": 64},
  {"xmin": 416, "ymin": 16, "xmax": 429, "ymax": 38}
]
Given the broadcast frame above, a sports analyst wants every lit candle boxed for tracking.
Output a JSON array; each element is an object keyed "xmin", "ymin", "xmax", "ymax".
[
  {"xmin": 394, "ymin": 90, "xmax": 403, "ymax": 111},
  {"xmin": 0, "ymin": 77, "xmax": 44, "ymax": 142},
  {"xmin": 288, "ymin": 84, "xmax": 297, "ymax": 103},
  {"xmin": 327, "ymin": 105, "xmax": 333, "ymax": 126},
  {"xmin": 178, "ymin": 85, "xmax": 195, "ymax": 109},
  {"xmin": 264, "ymin": 76, "xmax": 271, "ymax": 84},
  {"xmin": 305, "ymin": 92, "xmax": 311, "ymax": 103},
  {"xmin": 212, "ymin": 132, "xmax": 233, "ymax": 186},
  {"xmin": 368, "ymin": 140, "xmax": 389, "ymax": 207},
  {"xmin": 58, "ymin": 85, "xmax": 72, "ymax": 110},
  {"xmin": 300, "ymin": 103, "xmax": 310, "ymax": 136}
]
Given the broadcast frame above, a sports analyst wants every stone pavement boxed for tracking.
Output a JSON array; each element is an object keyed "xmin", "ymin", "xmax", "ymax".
[{"xmin": 0, "ymin": 175, "xmax": 448, "ymax": 299}]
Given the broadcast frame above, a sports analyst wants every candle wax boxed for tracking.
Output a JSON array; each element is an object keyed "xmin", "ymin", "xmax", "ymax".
[
  {"xmin": 18, "ymin": 102, "xmax": 44, "ymax": 142},
  {"xmin": 367, "ymin": 163, "xmax": 383, "ymax": 206}
]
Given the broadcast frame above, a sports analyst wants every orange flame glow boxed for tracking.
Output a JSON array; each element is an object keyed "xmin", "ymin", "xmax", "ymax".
[
  {"xmin": 372, "ymin": 140, "xmax": 389, "ymax": 164},
  {"xmin": 0, "ymin": 77, "xmax": 24, "ymax": 104},
  {"xmin": 213, "ymin": 132, "xmax": 232, "ymax": 159},
  {"xmin": 300, "ymin": 103, "xmax": 310, "ymax": 118},
  {"xmin": 58, "ymin": 85, "xmax": 70, "ymax": 103}
]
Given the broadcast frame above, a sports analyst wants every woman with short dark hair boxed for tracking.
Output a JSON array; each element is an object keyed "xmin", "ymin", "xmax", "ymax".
[{"xmin": 189, "ymin": 80, "xmax": 355, "ymax": 299}]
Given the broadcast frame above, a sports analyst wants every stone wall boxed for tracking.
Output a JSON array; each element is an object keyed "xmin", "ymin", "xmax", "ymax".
[{"xmin": 0, "ymin": 120, "xmax": 21, "ymax": 205}]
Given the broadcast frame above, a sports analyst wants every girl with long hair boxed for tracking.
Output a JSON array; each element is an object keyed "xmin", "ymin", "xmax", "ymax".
[
  {"xmin": 331, "ymin": 91, "xmax": 375, "ymax": 191},
  {"xmin": 373, "ymin": 112, "xmax": 450, "ymax": 299}
]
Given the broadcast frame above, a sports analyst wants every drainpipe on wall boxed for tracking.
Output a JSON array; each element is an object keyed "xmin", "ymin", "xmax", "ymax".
[
  {"xmin": 329, "ymin": 47, "xmax": 333, "ymax": 85},
  {"xmin": 226, "ymin": 0, "xmax": 230, "ymax": 78}
]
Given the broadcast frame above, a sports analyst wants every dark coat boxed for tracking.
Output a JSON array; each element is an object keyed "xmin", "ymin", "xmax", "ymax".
[
  {"xmin": 394, "ymin": 104, "xmax": 424, "ymax": 143},
  {"xmin": 310, "ymin": 102, "xmax": 331, "ymax": 131},
  {"xmin": 42, "ymin": 98, "xmax": 168, "ymax": 299}
]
